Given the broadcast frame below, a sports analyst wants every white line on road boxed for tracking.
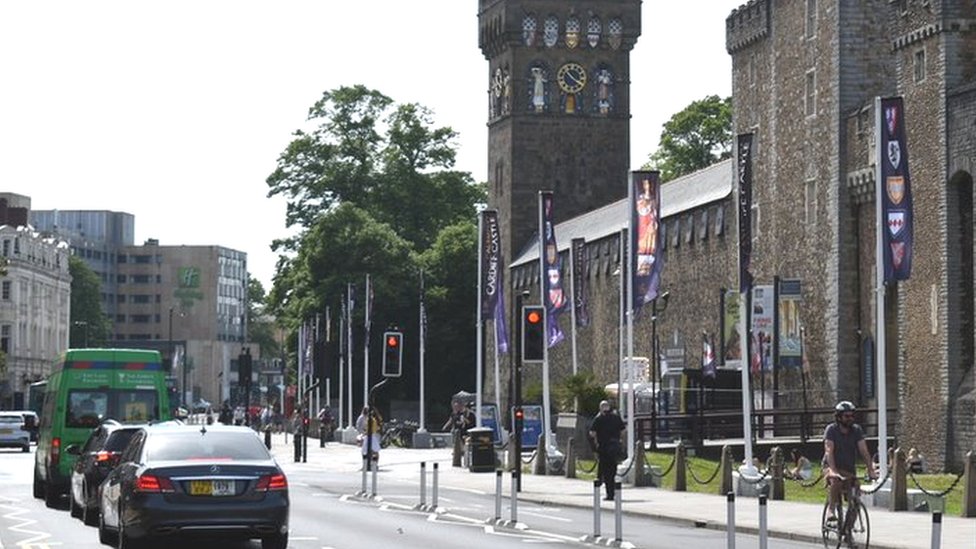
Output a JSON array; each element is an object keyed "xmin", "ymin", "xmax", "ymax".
[
  {"xmin": 0, "ymin": 499, "xmax": 60, "ymax": 548},
  {"xmin": 519, "ymin": 510, "xmax": 572, "ymax": 523}
]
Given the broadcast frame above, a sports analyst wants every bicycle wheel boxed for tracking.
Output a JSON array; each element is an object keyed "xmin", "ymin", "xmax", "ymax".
[
  {"xmin": 839, "ymin": 501, "xmax": 869, "ymax": 549},
  {"xmin": 821, "ymin": 501, "xmax": 841, "ymax": 548}
]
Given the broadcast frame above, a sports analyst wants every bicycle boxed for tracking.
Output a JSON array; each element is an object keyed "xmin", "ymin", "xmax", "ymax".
[{"xmin": 821, "ymin": 474, "xmax": 870, "ymax": 549}]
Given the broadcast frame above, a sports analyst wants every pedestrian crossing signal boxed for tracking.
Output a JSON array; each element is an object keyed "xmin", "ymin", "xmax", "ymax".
[
  {"xmin": 382, "ymin": 331, "xmax": 403, "ymax": 377},
  {"xmin": 522, "ymin": 305, "xmax": 545, "ymax": 363}
]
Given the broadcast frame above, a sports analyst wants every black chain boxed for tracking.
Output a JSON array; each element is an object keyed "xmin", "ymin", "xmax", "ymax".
[
  {"xmin": 908, "ymin": 470, "xmax": 965, "ymax": 498},
  {"xmin": 686, "ymin": 460, "xmax": 724, "ymax": 485},
  {"xmin": 617, "ymin": 454, "xmax": 637, "ymax": 477},
  {"xmin": 860, "ymin": 468, "xmax": 892, "ymax": 494},
  {"xmin": 788, "ymin": 469, "xmax": 826, "ymax": 488},
  {"xmin": 738, "ymin": 467, "xmax": 772, "ymax": 485},
  {"xmin": 649, "ymin": 454, "xmax": 678, "ymax": 478},
  {"xmin": 576, "ymin": 458, "xmax": 598, "ymax": 474}
]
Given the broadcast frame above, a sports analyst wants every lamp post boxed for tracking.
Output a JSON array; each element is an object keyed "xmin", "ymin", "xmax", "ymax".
[
  {"xmin": 72, "ymin": 321, "xmax": 89, "ymax": 348},
  {"xmin": 650, "ymin": 291, "xmax": 670, "ymax": 449},
  {"xmin": 168, "ymin": 308, "xmax": 174, "ymax": 373}
]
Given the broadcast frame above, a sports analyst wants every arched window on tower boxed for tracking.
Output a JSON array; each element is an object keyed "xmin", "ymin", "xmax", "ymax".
[
  {"xmin": 522, "ymin": 15, "xmax": 537, "ymax": 47},
  {"xmin": 587, "ymin": 16, "xmax": 601, "ymax": 48},
  {"xmin": 544, "ymin": 15, "xmax": 559, "ymax": 48}
]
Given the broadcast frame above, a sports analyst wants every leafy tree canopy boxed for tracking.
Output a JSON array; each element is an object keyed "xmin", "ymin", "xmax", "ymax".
[
  {"xmin": 645, "ymin": 95, "xmax": 732, "ymax": 182},
  {"xmin": 68, "ymin": 256, "xmax": 111, "ymax": 348},
  {"xmin": 247, "ymin": 278, "xmax": 280, "ymax": 360}
]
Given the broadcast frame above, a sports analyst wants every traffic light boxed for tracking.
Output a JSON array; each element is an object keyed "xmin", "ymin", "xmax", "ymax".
[
  {"xmin": 238, "ymin": 348, "xmax": 252, "ymax": 384},
  {"xmin": 382, "ymin": 331, "xmax": 403, "ymax": 377},
  {"xmin": 521, "ymin": 305, "xmax": 545, "ymax": 363},
  {"xmin": 512, "ymin": 406, "xmax": 524, "ymax": 435}
]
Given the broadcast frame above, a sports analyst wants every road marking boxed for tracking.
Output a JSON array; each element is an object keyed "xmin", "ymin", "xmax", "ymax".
[
  {"xmin": 519, "ymin": 510, "xmax": 572, "ymax": 523},
  {"xmin": 0, "ymin": 499, "xmax": 60, "ymax": 548}
]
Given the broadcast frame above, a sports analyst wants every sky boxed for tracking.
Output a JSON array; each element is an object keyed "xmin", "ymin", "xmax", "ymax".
[{"xmin": 1, "ymin": 1, "xmax": 745, "ymax": 290}]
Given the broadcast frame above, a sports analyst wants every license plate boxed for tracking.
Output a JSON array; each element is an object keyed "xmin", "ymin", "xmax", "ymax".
[
  {"xmin": 0, "ymin": 429, "xmax": 11, "ymax": 435},
  {"xmin": 189, "ymin": 480, "xmax": 234, "ymax": 496}
]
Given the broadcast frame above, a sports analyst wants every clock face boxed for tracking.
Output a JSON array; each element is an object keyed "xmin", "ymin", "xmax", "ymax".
[{"xmin": 557, "ymin": 62, "xmax": 587, "ymax": 94}]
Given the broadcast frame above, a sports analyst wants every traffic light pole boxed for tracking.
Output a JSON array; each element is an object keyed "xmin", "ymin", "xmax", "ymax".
[{"xmin": 513, "ymin": 291, "xmax": 528, "ymax": 491}]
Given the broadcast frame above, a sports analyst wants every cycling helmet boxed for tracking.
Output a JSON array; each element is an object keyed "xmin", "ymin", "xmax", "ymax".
[{"xmin": 834, "ymin": 400, "xmax": 856, "ymax": 417}]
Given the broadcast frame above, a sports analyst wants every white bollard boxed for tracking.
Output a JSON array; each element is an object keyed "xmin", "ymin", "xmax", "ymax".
[
  {"xmin": 614, "ymin": 482, "xmax": 622, "ymax": 542},
  {"xmin": 593, "ymin": 480, "xmax": 601, "ymax": 538},
  {"xmin": 361, "ymin": 456, "xmax": 368, "ymax": 495},
  {"xmin": 510, "ymin": 470, "xmax": 519, "ymax": 523},
  {"xmin": 371, "ymin": 456, "xmax": 378, "ymax": 496},
  {"xmin": 432, "ymin": 463, "xmax": 439, "ymax": 509},
  {"xmin": 930, "ymin": 511, "xmax": 942, "ymax": 549},
  {"xmin": 726, "ymin": 492, "xmax": 735, "ymax": 549},
  {"xmin": 420, "ymin": 462, "xmax": 427, "ymax": 508},
  {"xmin": 758, "ymin": 495, "xmax": 767, "ymax": 549},
  {"xmin": 495, "ymin": 470, "xmax": 502, "ymax": 520}
]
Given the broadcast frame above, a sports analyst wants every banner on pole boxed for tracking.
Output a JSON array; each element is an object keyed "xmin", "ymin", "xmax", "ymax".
[
  {"xmin": 539, "ymin": 192, "xmax": 565, "ymax": 347},
  {"xmin": 737, "ymin": 133, "xmax": 754, "ymax": 293},
  {"xmin": 631, "ymin": 171, "xmax": 663, "ymax": 311},
  {"xmin": 722, "ymin": 289, "xmax": 742, "ymax": 369},
  {"xmin": 571, "ymin": 237, "xmax": 590, "ymax": 327},
  {"xmin": 778, "ymin": 279, "xmax": 803, "ymax": 367},
  {"xmin": 879, "ymin": 97, "xmax": 914, "ymax": 282},
  {"xmin": 702, "ymin": 332, "xmax": 716, "ymax": 379},
  {"xmin": 751, "ymin": 285, "xmax": 775, "ymax": 373}
]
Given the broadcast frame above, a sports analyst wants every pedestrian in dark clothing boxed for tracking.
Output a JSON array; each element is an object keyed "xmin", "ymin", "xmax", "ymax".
[
  {"xmin": 218, "ymin": 402, "xmax": 233, "ymax": 426},
  {"xmin": 588, "ymin": 399, "xmax": 625, "ymax": 501}
]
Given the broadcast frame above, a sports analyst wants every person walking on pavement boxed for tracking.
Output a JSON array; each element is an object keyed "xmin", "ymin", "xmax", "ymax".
[
  {"xmin": 356, "ymin": 406, "xmax": 383, "ymax": 469},
  {"xmin": 443, "ymin": 400, "xmax": 475, "ymax": 466},
  {"xmin": 588, "ymin": 399, "xmax": 625, "ymax": 501},
  {"xmin": 823, "ymin": 400, "xmax": 877, "ymax": 523}
]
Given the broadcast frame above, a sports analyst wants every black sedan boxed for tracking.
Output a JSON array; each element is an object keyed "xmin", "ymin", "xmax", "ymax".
[
  {"xmin": 98, "ymin": 424, "xmax": 288, "ymax": 549},
  {"xmin": 66, "ymin": 421, "xmax": 141, "ymax": 526}
]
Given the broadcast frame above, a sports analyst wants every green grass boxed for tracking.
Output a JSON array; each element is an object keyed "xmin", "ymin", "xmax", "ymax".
[{"xmin": 575, "ymin": 451, "xmax": 965, "ymax": 516}]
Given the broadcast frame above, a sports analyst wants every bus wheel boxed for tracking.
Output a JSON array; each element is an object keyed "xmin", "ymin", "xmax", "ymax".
[
  {"xmin": 32, "ymin": 472, "xmax": 43, "ymax": 499},
  {"xmin": 44, "ymin": 482, "xmax": 59, "ymax": 509}
]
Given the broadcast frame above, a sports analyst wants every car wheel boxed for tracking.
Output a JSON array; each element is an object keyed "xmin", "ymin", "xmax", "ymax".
[
  {"xmin": 98, "ymin": 508, "xmax": 116, "ymax": 546},
  {"xmin": 32, "ymin": 471, "xmax": 43, "ymax": 499},
  {"xmin": 69, "ymin": 488, "xmax": 82, "ymax": 519},
  {"xmin": 82, "ymin": 485, "xmax": 99, "ymax": 527},
  {"xmin": 44, "ymin": 480, "xmax": 60, "ymax": 509},
  {"xmin": 261, "ymin": 533, "xmax": 288, "ymax": 549}
]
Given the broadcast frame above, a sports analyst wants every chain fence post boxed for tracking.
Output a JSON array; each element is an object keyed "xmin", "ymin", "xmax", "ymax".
[
  {"xmin": 720, "ymin": 445, "xmax": 734, "ymax": 495},
  {"xmin": 565, "ymin": 437, "xmax": 577, "ymax": 479},
  {"xmin": 961, "ymin": 450, "xmax": 976, "ymax": 517},
  {"xmin": 675, "ymin": 441, "xmax": 687, "ymax": 492},
  {"xmin": 891, "ymin": 446, "xmax": 907, "ymax": 511},
  {"xmin": 770, "ymin": 446, "xmax": 784, "ymax": 500}
]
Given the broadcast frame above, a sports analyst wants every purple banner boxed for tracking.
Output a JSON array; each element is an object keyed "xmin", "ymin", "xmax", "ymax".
[
  {"xmin": 571, "ymin": 237, "xmax": 589, "ymax": 327},
  {"xmin": 631, "ymin": 171, "xmax": 663, "ymax": 311},
  {"xmin": 481, "ymin": 210, "xmax": 502, "ymax": 319},
  {"xmin": 702, "ymin": 332, "xmax": 716, "ymax": 379},
  {"xmin": 879, "ymin": 97, "xmax": 914, "ymax": 282},
  {"xmin": 539, "ymin": 192, "xmax": 565, "ymax": 347},
  {"xmin": 737, "ymin": 134, "xmax": 754, "ymax": 293}
]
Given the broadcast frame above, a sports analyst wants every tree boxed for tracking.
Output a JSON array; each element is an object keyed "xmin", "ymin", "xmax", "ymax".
[
  {"xmin": 645, "ymin": 95, "xmax": 732, "ymax": 182},
  {"xmin": 247, "ymin": 278, "xmax": 280, "ymax": 360},
  {"xmin": 68, "ymin": 256, "xmax": 111, "ymax": 348}
]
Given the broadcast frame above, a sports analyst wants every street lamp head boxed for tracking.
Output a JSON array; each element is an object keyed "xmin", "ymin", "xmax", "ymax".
[{"xmin": 659, "ymin": 290, "xmax": 670, "ymax": 311}]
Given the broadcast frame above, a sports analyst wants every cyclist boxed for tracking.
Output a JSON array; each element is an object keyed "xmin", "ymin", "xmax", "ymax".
[{"xmin": 823, "ymin": 400, "xmax": 877, "ymax": 523}]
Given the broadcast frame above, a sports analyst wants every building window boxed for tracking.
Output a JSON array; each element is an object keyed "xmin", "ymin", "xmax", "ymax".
[
  {"xmin": 805, "ymin": 179, "xmax": 818, "ymax": 224},
  {"xmin": 914, "ymin": 49, "xmax": 926, "ymax": 83},
  {"xmin": 131, "ymin": 314, "xmax": 152, "ymax": 324},
  {"xmin": 117, "ymin": 254, "xmax": 127, "ymax": 263},
  {"xmin": 131, "ymin": 274, "xmax": 152, "ymax": 284},
  {"xmin": 132, "ymin": 294, "xmax": 151, "ymax": 304},
  {"xmin": 117, "ymin": 274, "xmax": 127, "ymax": 283},
  {"xmin": 805, "ymin": 70, "xmax": 816, "ymax": 117},
  {"xmin": 0, "ymin": 325, "xmax": 9, "ymax": 354},
  {"xmin": 1, "ymin": 281, "xmax": 9, "ymax": 300},
  {"xmin": 1, "ymin": 240, "xmax": 8, "ymax": 257},
  {"xmin": 805, "ymin": 0, "xmax": 816, "ymax": 38},
  {"xmin": 13, "ymin": 238, "xmax": 19, "ymax": 255},
  {"xmin": 133, "ymin": 254, "xmax": 152, "ymax": 264}
]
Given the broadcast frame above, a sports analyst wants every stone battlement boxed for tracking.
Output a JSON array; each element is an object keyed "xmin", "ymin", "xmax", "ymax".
[{"xmin": 725, "ymin": 0, "xmax": 770, "ymax": 54}]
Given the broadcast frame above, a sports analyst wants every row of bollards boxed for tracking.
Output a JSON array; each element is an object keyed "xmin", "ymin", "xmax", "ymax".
[{"xmin": 414, "ymin": 461, "xmax": 439, "ymax": 510}]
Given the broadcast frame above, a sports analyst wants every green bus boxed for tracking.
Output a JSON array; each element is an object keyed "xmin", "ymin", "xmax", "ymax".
[{"xmin": 32, "ymin": 349, "xmax": 172, "ymax": 506}]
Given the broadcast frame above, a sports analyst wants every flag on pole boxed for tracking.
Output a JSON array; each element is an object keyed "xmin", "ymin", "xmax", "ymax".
[
  {"xmin": 481, "ymin": 210, "xmax": 509, "ymax": 353},
  {"xmin": 631, "ymin": 171, "xmax": 663, "ymax": 312},
  {"xmin": 571, "ymin": 237, "xmax": 590, "ymax": 327},
  {"xmin": 702, "ymin": 332, "xmax": 716, "ymax": 379},
  {"xmin": 364, "ymin": 274, "xmax": 373, "ymax": 335},
  {"xmin": 737, "ymin": 134, "xmax": 755, "ymax": 293},
  {"xmin": 420, "ymin": 271, "xmax": 428, "ymax": 348},
  {"xmin": 879, "ymin": 97, "xmax": 914, "ymax": 282},
  {"xmin": 539, "ymin": 192, "xmax": 566, "ymax": 347},
  {"xmin": 750, "ymin": 332, "xmax": 762, "ymax": 376}
]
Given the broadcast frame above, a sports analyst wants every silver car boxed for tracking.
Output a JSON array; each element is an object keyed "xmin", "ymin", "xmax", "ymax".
[{"xmin": 0, "ymin": 412, "xmax": 30, "ymax": 452}]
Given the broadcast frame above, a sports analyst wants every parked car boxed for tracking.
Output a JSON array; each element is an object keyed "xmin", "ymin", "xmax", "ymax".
[
  {"xmin": 0, "ymin": 412, "xmax": 30, "ymax": 452},
  {"xmin": 98, "ymin": 424, "xmax": 289, "ymax": 549},
  {"xmin": 14, "ymin": 411, "xmax": 39, "ymax": 442},
  {"xmin": 66, "ymin": 421, "xmax": 141, "ymax": 526}
]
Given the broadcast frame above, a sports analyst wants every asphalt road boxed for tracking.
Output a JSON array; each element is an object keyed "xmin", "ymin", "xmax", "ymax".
[{"xmin": 0, "ymin": 445, "xmax": 825, "ymax": 548}]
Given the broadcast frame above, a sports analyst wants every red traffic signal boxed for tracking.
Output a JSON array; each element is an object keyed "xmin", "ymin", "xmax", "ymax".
[
  {"xmin": 514, "ymin": 408, "xmax": 524, "ymax": 420},
  {"xmin": 526, "ymin": 310, "xmax": 542, "ymax": 325},
  {"xmin": 521, "ymin": 305, "xmax": 545, "ymax": 363},
  {"xmin": 382, "ymin": 331, "xmax": 403, "ymax": 377},
  {"xmin": 386, "ymin": 335, "xmax": 399, "ymax": 348}
]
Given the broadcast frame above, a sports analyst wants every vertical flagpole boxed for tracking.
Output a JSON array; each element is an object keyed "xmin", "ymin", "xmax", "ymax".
[
  {"xmin": 419, "ymin": 271, "xmax": 427, "ymax": 433},
  {"xmin": 626, "ymin": 178, "xmax": 636, "ymax": 460},
  {"xmin": 363, "ymin": 274, "xmax": 370, "ymax": 409},
  {"xmin": 338, "ymin": 301, "xmax": 345, "ymax": 429},
  {"xmin": 538, "ymin": 193, "xmax": 553, "ymax": 451},
  {"xmin": 476, "ymin": 211, "xmax": 484, "ymax": 428},
  {"xmin": 298, "ymin": 322, "xmax": 305, "ymax": 409},
  {"xmin": 570, "ymin": 239, "xmax": 580, "ymax": 383},
  {"xmin": 315, "ymin": 314, "xmax": 322, "ymax": 416},
  {"xmin": 737, "ymin": 138, "xmax": 756, "ymax": 475},
  {"xmin": 618, "ymin": 227, "xmax": 626, "ymax": 413},
  {"xmin": 346, "ymin": 286, "xmax": 354, "ymax": 427},
  {"xmin": 874, "ymin": 96, "xmax": 889, "ymax": 481}
]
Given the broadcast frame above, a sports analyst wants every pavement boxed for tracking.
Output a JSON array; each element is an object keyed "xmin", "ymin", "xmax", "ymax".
[{"xmin": 267, "ymin": 432, "xmax": 974, "ymax": 549}]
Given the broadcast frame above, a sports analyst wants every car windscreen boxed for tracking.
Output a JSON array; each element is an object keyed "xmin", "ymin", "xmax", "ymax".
[
  {"xmin": 145, "ymin": 431, "xmax": 272, "ymax": 461},
  {"xmin": 104, "ymin": 429, "xmax": 140, "ymax": 452},
  {"xmin": 66, "ymin": 389, "xmax": 159, "ymax": 428},
  {"xmin": 0, "ymin": 416, "xmax": 22, "ymax": 425}
]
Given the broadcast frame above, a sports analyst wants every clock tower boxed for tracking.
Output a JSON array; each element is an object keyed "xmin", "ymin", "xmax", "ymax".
[{"xmin": 478, "ymin": 0, "xmax": 642, "ymax": 261}]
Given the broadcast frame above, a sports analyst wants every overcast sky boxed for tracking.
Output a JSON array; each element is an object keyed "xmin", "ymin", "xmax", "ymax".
[{"xmin": 1, "ymin": 1, "xmax": 745, "ymax": 289}]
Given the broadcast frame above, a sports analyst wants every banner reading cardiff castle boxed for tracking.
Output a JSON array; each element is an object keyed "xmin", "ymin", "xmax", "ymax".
[
  {"xmin": 630, "ymin": 171, "xmax": 663, "ymax": 312},
  {"xmin": 879, "ymin": 97, "xmax": 914, "ymax": 282},
  {"xmin": 480, "ymin": 209, "xmax": 509, "ymax": 353}
]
